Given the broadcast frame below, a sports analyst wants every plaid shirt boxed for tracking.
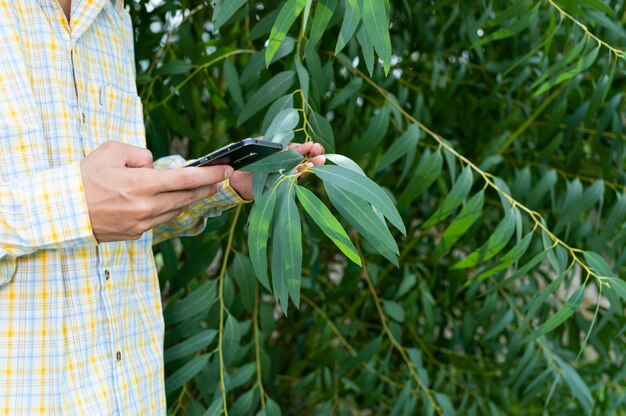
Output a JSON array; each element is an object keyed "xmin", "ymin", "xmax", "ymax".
[{"xmin": 0, "ymin": 0, "xmax": 246, "ymax": 414}]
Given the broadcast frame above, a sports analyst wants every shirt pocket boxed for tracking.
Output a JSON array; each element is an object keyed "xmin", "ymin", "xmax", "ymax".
[{"xmin": 87, "ymin": 84, "xmax": 146, "ymax": 151}]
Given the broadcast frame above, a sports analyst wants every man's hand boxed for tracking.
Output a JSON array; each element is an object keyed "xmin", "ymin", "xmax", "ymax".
[
  {"xmin": 229, "ymin": 142, "xmax": 326, "ymax": 201},
  {"xmin": 81, "ymin": 141, "xmax": 234, "ymax": 242}
]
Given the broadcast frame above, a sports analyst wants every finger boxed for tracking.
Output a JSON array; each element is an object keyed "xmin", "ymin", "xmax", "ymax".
[
  {"xmin": 149, "ymin": 165, "xmax": 234, "ymax": 193},
  {"xmin": 142, "ymin": 208, "xmax": 186, "ymax": 232},
  {"xmin": 312, "ymin": 143, "xmax": 325, "ymax": 156},
  {"xmin": 164, "ymin": 184, "xmax": 219, "ymax": 211},
  {"xmin": 310, "ymin": 155, "xmax": 326, "ymax": 166}
]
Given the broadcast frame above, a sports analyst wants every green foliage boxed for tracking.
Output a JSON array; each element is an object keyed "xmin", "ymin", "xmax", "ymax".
[{"xmin": 132, "ymin": 0, "xmax": 626, "ymax": 414}]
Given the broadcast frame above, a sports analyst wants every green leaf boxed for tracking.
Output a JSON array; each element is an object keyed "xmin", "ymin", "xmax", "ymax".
[
  {"xmin": 452, "ymin": 207, "xmax": 516, "ymax": 269},
  {"xmin": 583, "ymin": 251, "xmax": 615, "ymax": 277},
  {"xmin": 308, "ymin": 0, "xmax": 339, "ymax": 49},
  {"xmin": 238, "ymin": 71, "xmax": 295, "ymax": 125},
  {"xmin": 231, "ymin": 252, "xmax": 256, "ymax": 312},
  {"xmin": 558, "ymin": 358, "xmax": 594, "ymax": 413},
  {"xmin": 241, "ymin": 149, "xmax": 304, "ymax": 173},
  {"xmin": 471, "ymin": 231, "xmax": 534, "ymax": 283},
  {"xmin": 294, "ymin": 60, "xmax": 310, "ymax": 101},
  {"xmin": 264, "ymin": 108, "xmax": 300, "ymax": 145},
  {"xmin": 164, "ymin": 330, "xmax": 217, "ymax": 363},
  {"xmin": 534, "ymin": 44, "xmax": 601, "ymax": 96},
  {"xmin": 164, "ymin": 281, "xmax": 217, "ymax": 325},
  {"xmin": 434, "ymin": 392, "xmax": 456, "ymax": 416},
  {"xmin": 271, "ymin": 181, "xmax": 302, "ymax": 310},
  {"xmin": 338, "ymin": 336, "xmax": 382, "ymax": 374},
  {"xmin": 211, "ymin": 0, "xmax": 247, "ymax": 31},
  {"xmin": 479, "ymin": 0, "xmax": 531, "ymax": 29},
  {"xmin": 433, "ymin": 191, "xmax": 484, "ymax": 260},
  {"xmin": 555, "ymin": 179, "xmax": 604, "ymax": 232},
  {"xmin": 154, "ymin": 60, "xmax": 192, "ymax": 76},
  {"xmin": 422, "ymin": 166, "xmax": 474, "ymax": 229},
  {"xmin": 261, "ymin": 398, "xmax": 283, "ymax": 416},
  {"xmin": 398, "ymin": 149, "xmax": 443, "ymax": 209},
  {"xmin": 266, "ymin": 0, "xmax": 307, "ymax": 65},
  {"xmin": 580, "ymin": 0, "xmax": 614, "ymax": 15},
  {"xmin": 308, "ymin": 111, "xmax": 336, "ymax": 153},
  {"xmin": 524, "ymin": 284, "xmax": 585, "ymax": 342},
  {"xmin": 165, "ymin": 353, "xmax": 211, "ymax": 395},
  {"xmin": 248, "ymin": 187, "xmax": 279, "ymax": 290},
  {"xmin": 230, "ymin": 389, "xmax": 258, "ymax": 416},
  {"xmin": 361, "ymin": 0, "xmax": 392, "ymax": 74},
  {"xmin": 223, "ymin": 59, "xmax": 244, "ymax": 109},
  {"xmin": 325, "ymin": 154, "xmax": 366, "ymax": 175},
  {"xmin": 328, "ymin": 78, "xmax": 363, "ymax": 110},
  {"xmin": 356, "ymin": 25, "xmax": 375, "ymax": 75},
  {"xmin": 227, "ymin": 363, "xmax": 256, "ymax": 391},
  {"xmin": 473, "ymin": 2, "xmax": 540, "ymax": 48},
  {"xmin": 324, "ymin": 182, "xmax": 399, "ymax": 264},
  {"xmin": 382, "ymin": 300, "xmax": 405, "ymax": 322},
  {"xmin": 378, "ymin": 123, "xmax": 421, "ymax": 172},
  {"xmin": 203, "ymin": 397, "xmax": 222, "ymax": 416},
  {"xmin": 335, "ymin": 0, "xmax": 361, "ymax": 53},
  {"xmin": 222, "ymin": 313, "xmax": 242, "ymax": 365},
  {"xmin": 530, "ymin": 37, "xmax": 587, "ymax": 90},
  {"xmin": 296, "ymin": 185, "xmax": 361, "ymax": 266},
  {"xmin": 484, "ymin": 309, "xmax": 514, "ymax": 340},
  {"xmin": 353, "ymin": 106, "xmax": 390, "ymax": 156},
  {"xmin": 261, "ymin": 94, "xmax": 295, "ymax": 134},
  {"xmin": 312, "ymin": 165, "xmax": 405, "ymax": 234}
]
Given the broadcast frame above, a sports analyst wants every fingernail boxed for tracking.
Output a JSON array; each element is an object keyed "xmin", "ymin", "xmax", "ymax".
[
  {"xmin": 307, "ymin": 162, "xmax": 314, "ymax": 168},
  {"xmin": 224, "ymin": 167, "xmax": 234, "ymax": 178}
]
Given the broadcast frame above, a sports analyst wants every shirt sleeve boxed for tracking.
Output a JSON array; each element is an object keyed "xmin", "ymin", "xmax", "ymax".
[
  {"xmin": 0, "ymin": 162, "xmax": 98, "ymax": 284},
  {"xmin": 151, "ymin": 155, "xmax": 250, "ymax": 245}
]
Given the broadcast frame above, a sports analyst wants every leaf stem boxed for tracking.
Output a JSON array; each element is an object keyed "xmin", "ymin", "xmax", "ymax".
[{"xmin": 253, "ymin": 280, "xmax": 267, "ymax": 408}]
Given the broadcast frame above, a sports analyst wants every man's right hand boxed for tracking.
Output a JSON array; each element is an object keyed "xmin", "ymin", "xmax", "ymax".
[{"xmin": 80, "ymin": 141, "xmax": 234, "ymax": 242}]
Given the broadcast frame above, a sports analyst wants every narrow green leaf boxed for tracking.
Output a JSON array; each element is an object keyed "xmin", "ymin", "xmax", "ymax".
[
  {"xmin": 382, "ymin": 300, "xmax": 405, "ymax": 322},
  {"xmin": 164, "ymin": 281, "xmax": 216, "ymax": 325},
  {"xmin": 530, "ymin": 37, "xmax": 587, "ymax": 90},
  {"xmin": 241, "ymin": 149, "xmax": 304, "ymax": 173},
  {"xmin": 296, "ymin": 186, "xmax": 361, "ymax": 266},
  {"xmin": 264, "ymin": 108, "xmax": 300, "ymax": 145},
  {"xmin": 433, "ymin": 191, "xmax": 484, "ymax": 260},
  {"xmin": 231, "ymin": 252, "xmax": 256, "ymax": 312},
  {"xmin": 335, "ymin": 0, "xmax": 361, "ymax": 54},
  {"xmin": 353, "ymin": 106, "xmax": 390, "ymax": 156},
  {"xmin": 238, "ymin": 71, "xmax": 295, "ymax": 125},
  {"xmin": 230, "ymin": 389, "xmax": 258, "ymax": 415},
  {"xmin": 271, "ymin": 182, "xmax": 302, "ymax": 310},
  {"xmin": 165, "ymin": 353, "xmax": 211, "ymax": 395},
  {"xmin": 479, "ymin": 0, "xmax": 531, "ymax": 29},
  {"xmin": 226, "ymin": 363, "xmax": 256, "ymax": 391},
  {"xmin": 558, "ymin": 358, "xmax": 594, "ymax": 413},
  {"xmin": 308, "ymin": 111, "xmax": 336, "ymax": 153},
  {"xmin": 223, "ymin": 59, "xmax": 244, "ymax": 109},
  {"xmin": 312, "ymin": 165, "xmax": 406, "ymax": 234},
  {"xmin": 356, "ymin": 25, "xmax": 375, "ymax": 75},
  {"xmin": 378, "ymin": 123, "xmax": 421, "ymax": 172},
  {"xmin": 325, "ymin": 153, "xmax": 366, "ymax": 175},
  {"xmin": 154, "ymin": 60, "xmax": 192, "ymax": 76},
  {"xmin": 583, "ymin": 251, "xmax": 615, "ymax": 277},
  {"xmin": 325, "ymin": 182, "xmax": 399, "ymax": 264},
  {"xmin": 262, "ymin": 398, "xmax": 283, "ymax": 416},
  {"xmin": 361, "ymin": 0, "xmax": 392, "ymax": 74},
  {"xmin": 222, "ymin": 313, "xmax": 242, "ymax": 365},
  {"xmin": 580, "ymin": 0, "xmax": 614, "ymax": 15},
  {"xmin": 434, "ymin": 393, "xmax": 456, "ymax": 416},
  {"xmin": 555, "ymin": 179, "xmax": 604, "ymax": 231},
  {"xmin": 534, "ymin": 44, "xmax": 601, "ymax": 96},
  {"xmin": 164, "ymin": 330, "xmax": 217, "ymax": 363},
  {"xmin": 473, "ymin": 2, "xmax": 540, "ymax": 48},
  {"xmin": 471, "ymin": 231, "xmax": 534, "ymax": 283},
  {"xmin": 524, "ymin": 284, "xmax": 585, "ymax": 342},
  {"xmin": 294, "ymin": 60, "xmax": 310, "ymax": 101},
  {"xmin": 266, "ymin": 0, "xmax": 307, "ymax": 65},
  {"xmin": 398, "ymin": 150, "xmax": 443, "ymax": 209},
  {"xmin": 328, "ymin": 78, "xmax": 363, "ymax": 110},
  {"xmin": 261, "ymin": 94, "xmax": 294, "ymax": 134},
  {"xmin": 338, "ymin": 336, "xmax": 382, "ymax": 374},
  {"xmin": 452, "ymin": 208, "xmax": 516, "ymax": 269},
  {"xmin": 308, "ymin": 0, "xmax": 339, "ymax": 49},
  {"xmin": 248, "ymin": 187, "xmax": 279, "ymax": 290},
  {"xmin": 422, "ymin": 166, "xmax": 474, "ymax": 229},
  {"xmin": 203, "ymin": 397, "xmax": 222, "ymax": 416},
  {"xmin": 252, "ymin": 172, "xmax": 269, "ymax": 201},
  {"xmin": 211, "ymin": 0, "xmax": 247, "ymax": 31},
  {"xmin": 484, "ymin": 309, "xmax": 514, "ymax": 340}
]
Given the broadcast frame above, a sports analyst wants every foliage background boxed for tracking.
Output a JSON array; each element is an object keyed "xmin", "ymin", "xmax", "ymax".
[{"xmin": 130, "ymin": 0, "xmax": 626, "ymax": 414}]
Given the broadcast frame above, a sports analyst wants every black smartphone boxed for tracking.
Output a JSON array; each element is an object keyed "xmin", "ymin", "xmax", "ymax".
[{"xmin": 185, "ymin": 138, "xmax": 283, "ymax": 169}]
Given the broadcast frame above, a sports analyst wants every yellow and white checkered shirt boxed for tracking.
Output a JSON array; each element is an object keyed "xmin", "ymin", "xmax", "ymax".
[{"xmin": 0, "ymin": 0, "xmax": 246, "ymax": 414}]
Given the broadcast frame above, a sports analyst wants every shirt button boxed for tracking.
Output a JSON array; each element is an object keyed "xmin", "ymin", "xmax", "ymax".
[
  {"xmin": 116, "ymin": 351, "xmax": 122, "ymax": 362},
  {"xmin": 104, "ymin": 269, "xmax": 110, "ymax": 280}
]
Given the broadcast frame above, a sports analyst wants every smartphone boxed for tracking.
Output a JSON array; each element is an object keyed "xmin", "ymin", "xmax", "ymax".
[{"xmin": 185, "ymin": 138, "xmax": 283, "ymax": 169}]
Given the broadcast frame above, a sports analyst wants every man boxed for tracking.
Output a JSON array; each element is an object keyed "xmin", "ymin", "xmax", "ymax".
[{"xmin": 0, "ymin": 0, "xmax": 324, "ymax": 413}]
